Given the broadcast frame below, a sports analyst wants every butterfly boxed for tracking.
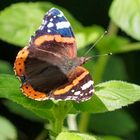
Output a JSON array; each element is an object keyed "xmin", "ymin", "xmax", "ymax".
[{"xmin": 14, "ymin": 8, "xmax": 94, "ymax": 102}]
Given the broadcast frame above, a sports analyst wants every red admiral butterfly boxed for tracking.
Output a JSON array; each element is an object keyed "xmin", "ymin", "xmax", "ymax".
[{"xmin": 14, "ymin": 8, "xmax": 94, "ymax": 102}]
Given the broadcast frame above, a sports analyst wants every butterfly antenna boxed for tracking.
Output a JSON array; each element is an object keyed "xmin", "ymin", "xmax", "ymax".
[
  {"xmin": 91, "ymin": 52, "xmax": 112, "ymax": 58},
  {"xmin": 85, "ymin": 52, "xmax": 112, "ymax": 62},
  {"xmin": 84, "ymin": 31, "xmax": 108, "ymax": 56}
]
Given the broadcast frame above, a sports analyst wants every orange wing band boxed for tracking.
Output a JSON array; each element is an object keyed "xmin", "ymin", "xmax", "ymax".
[
  {"xmin": 53, "ymin": 66, "xmax": 89, "ymax": 95},
  {"xmin": 22, "ymin": 84, "xmax": 48, "ymax": 100},
  {"xmin": 34, "ymin": 35, "xmax": 75, "ymax": 46},
  {"xmin": 14, "ymin": 47, "xmax": 29, "ymax": 77}
]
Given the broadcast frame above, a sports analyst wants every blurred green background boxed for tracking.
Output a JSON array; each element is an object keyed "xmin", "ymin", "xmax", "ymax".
[{"xmin": 0, "ymin": 0, "xmax": 140, "ymax": 140}]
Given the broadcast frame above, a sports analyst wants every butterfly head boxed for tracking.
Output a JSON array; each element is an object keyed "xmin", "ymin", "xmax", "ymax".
[{"xmin": 71, "ymin": 57, "xmax": 90, "ymax": 68}]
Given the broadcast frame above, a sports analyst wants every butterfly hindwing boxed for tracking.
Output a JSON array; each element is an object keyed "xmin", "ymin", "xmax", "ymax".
[
  {"xmin": 24, "ymin": 47, "xmax": 68, "ymax": 93},
  {"xmin": 50, "ymin": 66, "xmax": 94, "ymax": 102}
]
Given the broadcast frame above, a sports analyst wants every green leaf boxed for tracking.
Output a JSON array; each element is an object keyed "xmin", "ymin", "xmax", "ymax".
[
  {"xmin": 0, "ymin": 116, "xmax": 17, "ymax": 140},
  {"xmin": 109, "ymin": 0, "xmax": 140, "ymax": 40},
  {"xmin": 100, "ymin": 136, "xmax": 123, "ymax": 140},
  {"xmin": 56, "ymin": 132, "xmax": 97, "ymax": 140},
  {"xmin": 56, "ymin": 132, "xmax": 82, "ymax": 140},
  {"xmin": 0, "ymin": 60, "xmax": 13, "ymax": 74},
  {"xmin": 0, "ymin": 2, "xmax": 104, "ymax": 49},
  {"xmin": 74, "ymin": 94, "xmax": 108, "ymax": 113},
  {"xmin": 97, "ymin": 36, "xmax": 128, "ymax": 53},
  {"xmin": 103, "ymin": 56, "xmax": 128, "ymax": 81},
  {"xmin": 0, "ymin": 74, "xmax": 75, "ymax": 125},
  {"xmin": 1, "ymin": 74, "xmax": 140, "ymax": 117},
  {"xmin": 76, "ymin": 25, "xmax": 104, "ymax": 48},
  {"xmin": 97, "ymin": 35, "xmax": 140, "ymax": 54},
  {"xmin": 0, "ymin": 2, "xmax": 82, "ymax": 47},
  {"xmin": 89, "ymin": 110, "xmax": 137, "ymax": 136},
  {"xmin": 56, "ymin": 132, "xmax": 123, "ymax": 140},
  {"xmin": 74, "ymin": 80, "xmax": 140, "ymax": 113},
  {"xmin": 0, "ymin": 74, "xmax": 54, "ymax": 120},
  {"xmin": 120, "ymin": 42, "xmax": 140, "ymax": 52},
  {"xmin": 4, "ymin": 101, "xmax": 43, "ymax": 122}
]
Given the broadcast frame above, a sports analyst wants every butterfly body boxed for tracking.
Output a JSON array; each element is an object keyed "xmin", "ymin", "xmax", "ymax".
[{"xmin": 14, "ymin": 8, "xmax": 94, "ymax": 102}]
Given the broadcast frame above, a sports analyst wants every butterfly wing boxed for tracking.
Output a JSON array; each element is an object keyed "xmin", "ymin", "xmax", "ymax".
[
  {"xmin": 50, "ymin": 66, "xmax": 94, "ymax": 102},
  {"xmin": 14, "ymin": 8, "xmax": 94, "ymax": 102},
  {"xmin": 14, "ymin": 8, "xmax": 77, "ymax": 100},
  {"xmin": 14, "ymin": 48, "xmax": 94, "ymax": 102},
  {"xmin": 31, "ymin": 8, "xmax": 77, "ymax": 59},
  {"xmin": 14, "ymin": 46, "xmax": 69, "ymax": 100},
  {"xmin": 35, "ymin": 8, "xmax": 75, "ymax": 38}
]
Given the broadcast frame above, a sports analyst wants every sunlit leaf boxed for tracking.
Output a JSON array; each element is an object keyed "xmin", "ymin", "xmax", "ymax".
[
  {"xmin": 1, "ymin": 74, "xmax": 140, "ymax": 116},
  {"xmin": 0, "ymin": 116, "xmax": 17, "ymax": 140},
  {"xmin": 56, "ymin": 132, "xmax": 97, "ymax": 140},
  {"xmin": 56, "ymin": 132, "xmax": 123, "ymax": 140},
  {"xmin": 97, "ymin": 36, "xmax": 129, "ymax": 53},
  {"xmin": 0, "ymin": 2, "xmax": 82, "ymax": 47},
  {"xmin": 0, "ymin": 2, "xmax": 105, "ymax": 51},
  {"xmin": 76, "ymin": 25, "xmax": 104, "ymax": 48},
  {"xmin": 109, "ymin": 0, "xmax": 140, "ymax": 40},
  {"xmin": 0, "ymin": 74, "xmax": 54, "ymax": 120},
  {"xmin": 56, "ymin": 132, "xmax": 82, "ymax": 140},
  {"xmin": 74, "ymin": 81, "xmax": 140, "ymax": 113},
  {"xmin": 97, "ymin": 35, "xmax": 140, "ymax": 54}
]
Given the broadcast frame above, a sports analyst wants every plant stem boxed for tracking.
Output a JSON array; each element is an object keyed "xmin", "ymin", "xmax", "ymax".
[
  {"xmin": 78, "ymin": 21, "xmax": 118, "ymax": 132},
  {"xmin": 51, "ymin": 116, "xmax": 64, "ymax": 136},
  {"xmin": 67, "ymin": 114, "xmax": 78, "ymax": 130},
  {"xmin": 78, "ymin": 112, "xmax": 89, "ymax": 132},
  {"xmin": 107, "ymin": 21, "xmax": 118, "ymax": 36},
  {"xmin": 50, "ymin": 101, "xmax": 73, "ymax": 138}
]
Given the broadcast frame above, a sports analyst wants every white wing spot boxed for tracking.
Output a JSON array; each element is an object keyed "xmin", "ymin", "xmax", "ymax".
[
  {"xmin": 57, "ymin": 12, "xmax": 63, "ymax": 17},
  {"xmin": 47, "ymin": 29, "xmax": 51, "ymax": 33},
  {"xmin": 53, "ymin": 16, "xmax": 56, "ymax": 18},
  {"xmin": 50, "ymin": 18, "xmax": 53, "ymax": 21},
  {"xmin": 71, "ymin": 90, "xmax": 75, "ymax": 93},
  {"xmin": 47, "ymin": 22, "xmax": 54, "ymax": 28},
  {"xmin": 74, "ymin": 91, "xmax": 81, "ymax": 96},
  {"xmin": 81, "ymin": 80, "xmax": 93, "ymax": 90},
  {"xmin": 80, "ymin": 93, "xmax": 84, "ymax": 97},
  {"xmin": 49, "ymin": 97, "xmax": 55, "ymax": 101},
  {"xmin": 72, "ymin": 96, "xmax": 78, "ymax": 100},
  {"xmin": 57, "ymin": 99, "xmax": 62, "ymax": 101},
  {"xmin": 65, "ymin": 96, "xmax": 72, "ymax": 100},
  {"xmin": 89, "ymin": 89, "xmax": 94, "ymax": 93},
  {"xmin": 56, "ymin": 21, "xmax": 70, "ymax": 29}
]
